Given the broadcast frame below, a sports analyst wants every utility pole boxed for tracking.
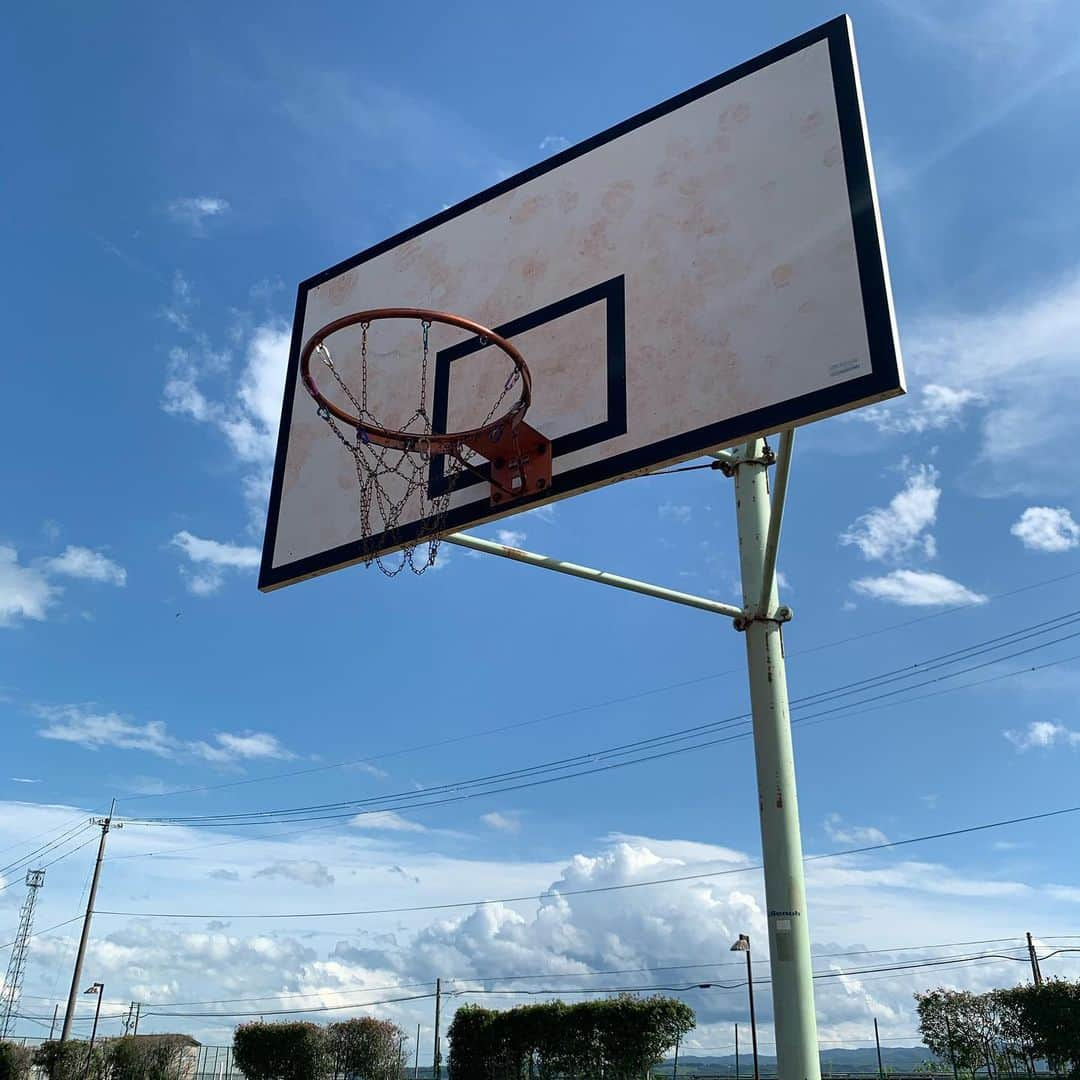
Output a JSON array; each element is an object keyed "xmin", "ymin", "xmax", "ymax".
[
  {"xmin": 874, "ymin": 1018, "xmax": 883, "ymax": 1080},
  {"xmin": 132, "ymin": 1001, "xmax": 141, "ymax": 1035},
  {"xmin": 414, "ymin": 1023, "xmax": 421, "ymax": 1079},
  {"xmin": 736, "ymin": 1023, "xmax": 740, "ymax": 1080},
  {"xmin": 726, "ymin": 433, "xmax": 820, "ymax": 1080},
  {"xmin": 48, "ymin": 1003, "xmax": 59, "ymax": 1041},
  {"xmin": 433, "ymin": 978, "xmax": 442, "ymax": 1079},
  {"xmin": 1026, "ymin": 932, "xmax": 1043, "ymax": 987},
  {"xmin": 672, "ymin": 1032, "xmax": 681, "ymax": 1079},
  {"xmin": 60, "ymin": 801, "xmax": 120, "ymax": 1042},
  {"xmin": 0, "ymin": 868, "xmax": 46, "ymax": 1039}
]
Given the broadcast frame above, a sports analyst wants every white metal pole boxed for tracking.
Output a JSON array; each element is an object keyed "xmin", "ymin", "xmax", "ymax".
[
  {"xmin": 445, "ymin": 533, "xmax": 742, "ymax": 618},
  {"xmin": 731, "ymin": 437, "xmax": 820, "ymax": 1080}
]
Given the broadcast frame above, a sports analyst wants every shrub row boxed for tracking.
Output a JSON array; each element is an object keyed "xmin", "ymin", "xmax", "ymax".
[
  {"xmin": 1, "ymin": 1035, "xmax": 193, "ymax": 1080},
  {"xmin": 233, "ymin": 1017, "xmax": 406, "ymax": 1080},
  {"xmin": 447, "ymin": 995, "xmax": 695, "ymax": 1079}
]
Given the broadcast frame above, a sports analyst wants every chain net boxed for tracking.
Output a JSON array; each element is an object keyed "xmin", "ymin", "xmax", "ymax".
[{"xmin": 312, "ymin": 319, "xmax": 523, "ymax": 576}]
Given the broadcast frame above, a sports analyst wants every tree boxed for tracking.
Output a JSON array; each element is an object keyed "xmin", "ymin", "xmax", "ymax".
[
  {"xmin": 107, "ymin": 1035, "xmax": 197, "ymax": 1080},
  {"xmin": 326, "ymin": 1017, "xmax": 406, "ymax": 1079},
  {"xmin": 916, "ymin": 989, "xmax": 988, "ymax": 1074},
  {"xmin": 233, "ymin": 1021, "xmax": 330, "ymax": 1080},
  {"xmin": 1009, "ymin": 981, "xmax": 1080, "ymax": 1078},
  {"xmin": 33, "ymin": 1040, "xmax": 106, "ymax": 1080},
  {"xmin": 0, "ymin": 1042, "xmax": 33, "ymax": 1080}
]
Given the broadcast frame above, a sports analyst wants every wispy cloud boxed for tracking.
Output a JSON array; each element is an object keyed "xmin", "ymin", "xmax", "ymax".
[
  {"xmin": 1004, "ymin": 719, "xmax": 1080, "ymax": 750},
  {"xmin": 1010, "ymin": 507, "xmax": 1080, "ymax": 552},
  {"xmin": 350, "ymin": 810, "xmax": 426, "ymax": 833},
  {"xmin": 43, "ymin": 546, "xmax": 127, "ymax": 586},
  {"xmin": 887, "ymin": 271, "xmax": 1080, "ymax": 496},
  {"xmin": 167, "ymin": 196, "xmax": 230, "ymax": 235},
  {"xmin": 171, "ymin": 530, "xmax": 260, "ymax": 595},
  {"xmin": 824, "ymin": 814, "xmax": 889, "ymax": 846},
  {"xmin": 840, "ymin": 465, "xmax": 939, "ymax": 562},
  {"xmin": 659, "ymin": 502, "xmax": 693, "ymax": 524},
  {"xmin": 496, "ymin": 529, "xmax": 527, "ymax": 548},
  {"xmin": 852, "ymin": 569, "xmax": 987, "ymax": 607},
  {"xmin": 34, "ymin": 703, "xmax": 293, "ymax": 765},
  {"xmin": 10, "ymin": 777, "xmax": 41, "ymax": 784},
  {"xmin": 163, "ymin": 299, "xmax": 290, "ymax": 526},
  {"xmin": 0, "ymin": 545, "xmax": 58, "ymax": 628},
  {"xmin": 855, "ymin": 384, "xmax": 982, "ymax": 435},
  {"xmin": 539, "ymin": 135, "xmax": 570, "ymax": 154},
  {"xmin": 254, "ymin": 860, "xmax": 335, "ymax": 889},
  {"xmin": 482, "ymin": 811, "xmax": 521, "ymax": 834}
]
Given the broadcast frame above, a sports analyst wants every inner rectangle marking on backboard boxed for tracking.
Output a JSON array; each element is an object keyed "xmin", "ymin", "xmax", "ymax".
[{"xmin": 428, "ymin": 276, "xmax": 627, "ymax": 498}]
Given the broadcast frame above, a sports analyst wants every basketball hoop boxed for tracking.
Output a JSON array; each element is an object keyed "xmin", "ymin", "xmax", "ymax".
[{"xmin": 299, "ymin": 308, "xmax": 552, "ymax": 575}]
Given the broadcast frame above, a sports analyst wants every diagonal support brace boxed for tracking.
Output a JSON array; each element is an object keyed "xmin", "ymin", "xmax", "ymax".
[{"xmin": 444, "ymin": 532, "xmax": 743, "ymax": 618}]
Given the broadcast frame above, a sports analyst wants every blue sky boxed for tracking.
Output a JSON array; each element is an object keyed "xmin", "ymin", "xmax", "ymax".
[{"xmin": 3, "ymin": 0, "xmax": 1080, "ymax": 1058}]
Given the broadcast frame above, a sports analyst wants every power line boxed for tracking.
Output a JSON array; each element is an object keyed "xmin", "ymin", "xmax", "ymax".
[
  {"xmin": 96, "ymin": 802, "xmax": 1080, "ymax": 920},
  {"xmin": 126, "ymin": 613, "xmax": 1080, "ymax": 829},
  {"xmin": 115, "ymin": 566, "xmax": 1080, "ymax": 805},
  {"xmin": 0, "ymin": 816, "xmax": 90, "ymax": 861},
  {"xmin": 138, "ymin": 936, "xmax": 1030, "ymax": 1010},
  {"xmin": 0, "ymin": 836, "xmax": 100, "ymax": 897},
  {"xmin": 0, "ymin": 822, "xmax": 93, "ymax": 883},
  {"xmin": 133, "ymin": 949, "xmax": 1060, "ymax": 1020}
]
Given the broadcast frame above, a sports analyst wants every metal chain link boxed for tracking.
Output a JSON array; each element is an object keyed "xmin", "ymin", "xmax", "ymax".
[{"xmin": 312, "ymin": 321, "xmax": 485, "ymax": 576}]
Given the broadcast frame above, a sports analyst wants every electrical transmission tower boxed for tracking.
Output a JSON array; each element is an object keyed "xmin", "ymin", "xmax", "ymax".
[{"xmin": 0, "ymin": 869, "xmax": 46, "ymax": 1039}]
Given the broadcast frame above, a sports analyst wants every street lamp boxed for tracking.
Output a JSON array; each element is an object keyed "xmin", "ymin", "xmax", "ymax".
[
  {"xmin": 731, "ymin": 935, "xmax": 759, "ymax": 1080},
  {"xmin": 83, "ymin": 983, "xmax": 104, "ymax": 1080}
]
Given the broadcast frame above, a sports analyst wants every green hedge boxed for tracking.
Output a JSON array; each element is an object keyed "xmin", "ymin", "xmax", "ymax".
[
  {"xmin": 0, "ymin": 1042, "xmax": 34, "ymax": 1080},
  {"xmin": 447, "ymin": 995, "xmax": 695, "ymax": 1079}
]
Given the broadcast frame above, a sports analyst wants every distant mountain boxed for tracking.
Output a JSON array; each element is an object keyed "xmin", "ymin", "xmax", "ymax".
[{"xmin": 658, "ymin": 1045, "xmax": 940, "ymax": 1076}]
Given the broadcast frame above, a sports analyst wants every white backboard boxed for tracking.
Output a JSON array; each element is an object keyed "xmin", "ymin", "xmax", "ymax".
[{"xmin": 260, "ymin": 15, "xmax": 902, "ymax": 591}]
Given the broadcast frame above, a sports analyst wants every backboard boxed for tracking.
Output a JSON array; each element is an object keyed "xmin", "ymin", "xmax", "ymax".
[{"xmin": 259, "ymin": 15, "xmax": 902, "ymax": 592}]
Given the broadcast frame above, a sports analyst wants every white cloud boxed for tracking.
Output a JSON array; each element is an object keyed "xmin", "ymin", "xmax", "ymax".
[
  {"xmin": 1010, "ymin": 506, "xmax": 1080, "ymax": 552},
  {"xmin": 171, "ymin": 531, "xmax": 260, "ymax": 568},
  {"xmin": 856, "ymin": 383, "xmax": 983, "ymax": 435},
  {"xmin": 539, "ymin": 135, "xmax": 570, "ymax": 153},
  {"xmin": 900, "ymin": 270, "xmax": 1080, "ymax": 496},
  {"xmin": 190, "ymin": 731, "xmax": 295, "ymax": 764},
  {"xmin": 34, "ymin": 703, "xmax": 293, "ymax": 765},
  {"xmin": 351, "ymin": 811, "xmax": 427, "ymax": 833},
  {"xmin": 10, "ymin": 777, "xmax": 41, "ymax": 784},
  {"xmin": 481, "ymin": 811, "xmax": 521, "ymax": 834},
  {"xmin": 36, "ymin": 705, "xmax": 176, "ymax": 756},
  {"xmin": 167, "ymin": 196, "xmax": 230, "ymax": 234},
  {"xmin": 495, "ymin": 529, "xmax": 527, "ymax": 548},
  {"xmin": 162, "ymin": 309, "xmax": 290, "ymax": 526},
  {"xmin": 840, "ymin": 466, "xmax": 940, "ymax": 561},
  {"xmin": 824, "ymin": 814, "xmax": 889, "ymax": 846},
  {"xmin": 43, "ymin": 546, "xmax": 127, "ymax": 586},
  {"xmin": 851, "ymin": 570, "xmax": 987, "ymax": 607},
  {"xmin": 0, "ymin": 545, "xmax": 58, "ymax": 627},
  {"xmin": 5, "ymin": 797, "xmax": 1079, "ymax": 1051},
  {"xmin": 1004, "ymin": 719, "xmax": 1080, "ymax": 750},
  {"xmin": 254, "ymin": 860, "xmax": 336, "ymax": 889},
  {"xmin": 171, "ymin": 530, "xmax": 260, "ymax": 595},
  {"xmin": 659, "ymin": 502, "xmax": 693, "ymax": 524}
]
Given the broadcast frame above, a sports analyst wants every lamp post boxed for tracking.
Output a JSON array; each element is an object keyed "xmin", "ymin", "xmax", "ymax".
[
  {"xmin": 731, "ymin": 935, "xmax": 759, "ymax": 1080},
  {"xmin": 83, "ymin": 983, "xmax": 104, "ymax": 1079}
]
